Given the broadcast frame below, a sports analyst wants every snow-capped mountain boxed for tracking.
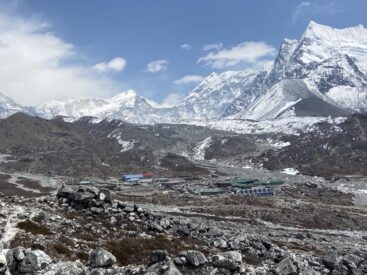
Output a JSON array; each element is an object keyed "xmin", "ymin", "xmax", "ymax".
[
  {"xmin": 226, "ymin": 21, "xmax": 367, "ymax": 120},
  {"xmin": 166, "ymin": 70, "xmax": 258, "ymax": 120},
  {"xmin": 36, "ymin": 71, "xmax": 258, "ymax": 123},
  {"xmin": 0, "ymin": 21, "xmax": 367, "ymax": 126},
  {"xmin": 36, "ymin": 90, "xmax": 159, "ymax": 124},
  {"xmin": 0, "ymin": 93, "xmax": 33, "ymax": 118}
]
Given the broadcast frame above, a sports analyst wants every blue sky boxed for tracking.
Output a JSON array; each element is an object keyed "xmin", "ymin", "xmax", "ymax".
[{"xmin": 0, "ymin": 0, "xmax": 366, "ymax": 105}]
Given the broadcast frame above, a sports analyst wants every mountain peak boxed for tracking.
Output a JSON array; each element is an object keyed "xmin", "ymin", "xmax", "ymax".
[
  {"xmin": 302, "ymin": 21, "xmax": 367, "ymax": 42},
  {"xmin": 111, "ymin": 90, "xmax": 138, "ymax": 101}
]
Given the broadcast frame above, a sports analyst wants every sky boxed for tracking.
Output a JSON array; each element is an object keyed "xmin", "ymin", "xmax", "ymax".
[{"xmin": 0, "ymin": 0, "xmax": 366, "ymax": 106}]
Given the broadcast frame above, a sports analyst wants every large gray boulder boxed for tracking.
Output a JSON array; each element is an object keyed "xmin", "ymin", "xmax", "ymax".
[
  {"xmin": 73, "ymin": 191, "xmax": 96, "ymax": 202},
  {"xmin": 18, "ymin": 250, "xmax": 52, "ymax": 273},
  {"xmin": 275, "ymin": 256, "xmax": 298, "ymax": 275},
  {"xmin": 13, "ymin": 247, "xmax": 26, "ymax": 262},
  {"xmin": 89, "ymin": 248, "xmax": 116, "ymax": 268},
  {"xmin": 213, "ymin": 251, "xmax": 242, "ymax": 271},
  {"xmin": 185, "ymin": 250, "xmax": 208, "ymax": 267}
]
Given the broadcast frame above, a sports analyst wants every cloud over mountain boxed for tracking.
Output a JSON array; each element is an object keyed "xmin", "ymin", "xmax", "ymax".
[
  {"xmin": 0, "ymin": 12, "xmax": 121, "ymax": 105},
  {"xmin": 198, "ymin": 41, "xmax": 276, "ymax": 69}
]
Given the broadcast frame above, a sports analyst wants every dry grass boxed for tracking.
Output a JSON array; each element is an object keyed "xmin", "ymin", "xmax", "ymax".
[
  {"xmin": 53, "ymin": 244, "xmax": 72, "ymax": 256},
  {"xmin": 17, "ymin": 220, "xmax": 54, "ymax": 235},
  {"xmin": 106, "ymin": 235, "xmax": 201, "ymax": 266}
]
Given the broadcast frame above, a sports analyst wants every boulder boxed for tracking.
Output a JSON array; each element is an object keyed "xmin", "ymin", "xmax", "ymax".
[
  {"xmin": 146, "ymin": 261, "xmax": 181, "ymax": 275},
  {"xmin": 57, "ymin": 185, "xmax": 74, "ymax": 198},
  {"xmin": 176, "ymin": 226, "xmax": 190, "ymax": 236},
  {"xmin": 100, "ymin": 189, "xmax": 113, "ymax": 203},
  {"xmin": 213, "ymin": 238, "xmax": 228, "ymax": 249},
  {"xmin": 159, "ymin": 218, "xmax": 171, "ymax": 229},
  {"xmin": 322, "ymin": 251, "xmax": 340, "ymax": 270},
  {"xmin": 0, "ymin": 253, "xmax": 7, "ymax": 275},
  {"xmin": 18, "ymin": 250, "xmax": 52, "ymax": 273},
  {"xmin": 13, "ymin": 247, "xmax": 26, "ymax": 262},
  {"xmin": 73, "ymin": 192, "xmax": 96, "ymax": 202},
  {"xmin": 150, "ymin": 250, "xmax": 169, "ymax": 264},
  {"xmin": 341, "ymin": 254, "xmax": 362, "ymax": 270},
  {"xmin": 185, "ymin": 250, "xmax": 208, "ymax": 267},
  {"xmin": 163, "ymin": 261, "xmax": 182, "ymax": 275},
  {"xmin": 173, "ymin": 257, "xmax": 187, "ymax": 266},
  {"xmin": 275, "ymin": 256, "xmax": 298, "ymax": 275},
  {"xmin": 212, "ymin": 251, "xmax": 242, "ymax": 271},
  {"xmin": 89, "ymin": 248, "xmax": 116, "ymax": 268},
  {"xmin": 89, "ymin": 268, "xmax": 105, "ymax": 275}
]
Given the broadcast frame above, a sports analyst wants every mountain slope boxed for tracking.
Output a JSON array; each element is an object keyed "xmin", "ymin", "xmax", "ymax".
[{"xmin": 177, "ymin": 70, "xmax": 257, "ymax": 119}]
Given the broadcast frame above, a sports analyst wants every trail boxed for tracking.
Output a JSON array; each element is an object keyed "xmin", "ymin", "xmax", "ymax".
[{"xmin": 0, "ymin": 203, "xmax": 25, "ymax": 245}]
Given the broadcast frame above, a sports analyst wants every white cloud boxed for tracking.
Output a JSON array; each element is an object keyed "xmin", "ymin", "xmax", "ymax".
[
  {"xmin": 181, "ymin": 43, "xmax": 192, "ymax": 50},
  {"xmin": 0, "ymin": 12, "xmax": 121, "ymax": 105},
  {"xmin": 198, "ymin": 41, "xmax": 276, "ymax": 69},
  {"xmin": 203, "ymin": 43, "xmax": 223, "ymax": 51},
  {"xmin": 291, "ymin": 1, "xmax": 347, "ymax": 25},
  {"xmin": 149, "ymin": 93, "xmax": 184, "ymax": 108},
  {"xmin": 146, "ymin": 60, "xmax": 169, "ymax": 73},
  {"xmin": 93, "ymin": 57, "xmax": 127, "ymax": 72},
  {"xmin": 174, "ymin": 75, "xmax": 204, "ymax": 85}
]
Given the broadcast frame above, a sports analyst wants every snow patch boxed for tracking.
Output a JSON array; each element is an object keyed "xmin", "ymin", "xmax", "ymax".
[
  {"xmin": 281, "ymin": 168, "xmax": 300, "ymax": 175},
  {"xmin": 193, "ymin": 137, "xmax": 212, "ymax": 160},
  {"xmin": 117, "ymin": 138, "xmax": 137, "ymax": 152}
]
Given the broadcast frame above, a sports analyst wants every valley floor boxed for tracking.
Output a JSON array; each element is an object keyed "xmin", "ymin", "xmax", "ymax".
[{"xmin": 1, "ymin": 158, "xmax": 367, "ymax": 274}]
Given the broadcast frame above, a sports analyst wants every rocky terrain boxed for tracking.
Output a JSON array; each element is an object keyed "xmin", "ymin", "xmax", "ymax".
[
  {"xmin": 0, "ymin": 111, "xmax": 365, "ymax": 274},
  {"xmin": 0, "ymin": 20, "xmax": 366, "ymax": 275},
  {"xmin": 0, "ymin": 167, "xmax": 367, "ymax": 275}
]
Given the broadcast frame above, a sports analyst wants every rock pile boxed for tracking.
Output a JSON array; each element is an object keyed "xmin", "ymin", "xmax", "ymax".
[
  {"xmin": 1, "ymin": 185, "xmax": 365, "ymax": 274},
  {"xmin": 5, "ymin": 247, "xmax": 51, "ymax": 274}
]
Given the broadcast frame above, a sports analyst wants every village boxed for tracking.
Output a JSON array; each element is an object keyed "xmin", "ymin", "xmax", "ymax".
[{"xmin": 70, "ymin": 169, "xmax": 285, "ymax": 200}]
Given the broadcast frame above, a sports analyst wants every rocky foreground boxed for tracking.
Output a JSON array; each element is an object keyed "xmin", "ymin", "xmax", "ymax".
[{"xmin": 0, "ymin": 183, "xmax": 367, "ymax": 275}]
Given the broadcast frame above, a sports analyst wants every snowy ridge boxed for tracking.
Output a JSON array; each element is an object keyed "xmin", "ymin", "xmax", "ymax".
[
  {"xmin": 0, "ymin": 93, "xmax": 32, "ymax": 118},
  {"xmin": 178, "ymin": 116, "xmax": 347, "ymax": 135},
  {"xmin": 0, "ymin": 21, "xmax": 366, "ymax": 133}
]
